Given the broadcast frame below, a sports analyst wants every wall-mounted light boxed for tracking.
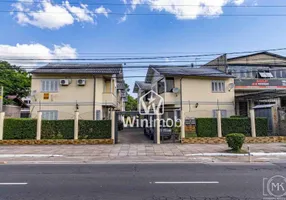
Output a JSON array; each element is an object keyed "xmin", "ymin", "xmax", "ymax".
[{"xmin": 195, "ymin": 103, "xmax": 199, "ymax": 108}]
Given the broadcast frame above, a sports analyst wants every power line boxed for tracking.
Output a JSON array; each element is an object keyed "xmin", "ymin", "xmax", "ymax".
[
  {"xmin": 1, "ymin": 61, "xmax": 286, "ymax": 71},
  {"xmin": 0, "ymin": 47, "xmax": 285, "ymax": 58},
  {"xmin": 5, "ymin": 10, "xmax": 286, "ymax": 17},
  {"xmin": 1, "ymin": 47, "xmax": 286, "ymax": 61}
]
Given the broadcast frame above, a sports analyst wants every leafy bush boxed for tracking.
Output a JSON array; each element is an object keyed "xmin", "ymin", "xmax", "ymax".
[
  {"xmin": 196, "ymin": 118, "xmax": 217, "ymax": 137},
  {"xmin": 196, "ymin": 118, "xmax": 268, "ymax": 137},
  {"xmin": 41, "ymin": 120, "xmax": 74, "ymax": 139},
  {"xmin": 226, "ymin": 133, "xmax": 245, "ymax": 151},
  {"xmin": 3, "ymin": 118, "xmax": 111, "ymax": 140},
  {"xmin": 230, "ymin": 116, "xmax": 245, "ymax": 118},
  {"xmin": 222, "ymin": 118, "xmax": 251, "ymax": 136},
  {"xmin": 3, "ymin": 118, "xmax": 37, "ymax": 139},
  {"xmin": 79, "ymin": 120, "xmax": 111, "ymax": 139}
]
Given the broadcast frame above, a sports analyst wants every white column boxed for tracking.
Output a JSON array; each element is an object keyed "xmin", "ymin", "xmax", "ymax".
[
  {"xmin": 0, "ymin": 112, "xmax": 5, "ymax": 140},
  {"xmin": 156, "ymin": 114, "xmax": 160, "ymax": 144},
  {"xmin": 111, "ymin": 111, "xmax": 115, "ymax": 143},
  {"xmin": 180, "ymin": 111, "xmax": 185, "ymax": 139},
  {"xmin": 36, "ymin": 111, "xmax": 42, "ymax": 140},
  {"xmin": 74, "ymin": 111, "xmax": 79, "ymax": 140},
  {"xmin": 250, "ymin": 109, "xmax": 256, "ymax": 137},
  {"xmin": 217, "ymin": 110, "xmax": 222, "ymax": 137}
]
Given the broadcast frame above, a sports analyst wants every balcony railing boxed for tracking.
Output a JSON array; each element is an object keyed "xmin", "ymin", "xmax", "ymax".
[{"xmin": 102, "ymin": 93, "xmax": 117, "ymax": 107}]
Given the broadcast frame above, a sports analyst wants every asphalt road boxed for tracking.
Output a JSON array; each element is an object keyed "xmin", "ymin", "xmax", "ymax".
[{"xmin": 0, "ymin": 163, "xmax": 285, "ymax": 200}]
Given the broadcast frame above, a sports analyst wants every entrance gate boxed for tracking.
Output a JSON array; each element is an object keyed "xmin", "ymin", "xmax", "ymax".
[
  {"xmin": 114, "ymin": 111, "xmax": 161, "ymax": 144},
  {"xmin": 114, "ymin": 111, "xmax": 182, "ymax": 144}
]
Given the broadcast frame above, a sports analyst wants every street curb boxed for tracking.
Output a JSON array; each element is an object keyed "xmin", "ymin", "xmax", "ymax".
[
  {"xmin": 0, "ymin": 154, "xmax": 63, "ymax": 158},
  {"xmin": 185, "ymin": 152, "xmax": 286, "ymax": 157}
]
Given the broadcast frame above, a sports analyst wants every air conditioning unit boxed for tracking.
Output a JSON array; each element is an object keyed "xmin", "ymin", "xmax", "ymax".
[
  {"xmin": 77, "ymin": 79, "xmax": 86, "ymax": 86},
  {"xmin": 60, "ymin": 79, "xmax": 70, "ymax": 86}
]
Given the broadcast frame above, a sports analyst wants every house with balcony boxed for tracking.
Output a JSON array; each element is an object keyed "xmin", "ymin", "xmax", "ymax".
[
  {"xmin": 133, "ymin": 65, "xmax": 235, "ymax": 119},
  {"xmin": 203, "ymin": 51, "xmax": 286, "ymax": 117},
  {"xmin": 133, "ymin": 81, "xmax": 151, "ymax": 111},
  {"xmin": 30, "ymin": 63, "xmax": 126, "ymax": 120}
]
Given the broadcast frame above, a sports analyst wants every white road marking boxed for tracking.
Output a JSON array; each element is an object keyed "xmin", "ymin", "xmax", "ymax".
[
  {"xmin": 151, "ymin": 181, "xmax": 219, "ymax": 184},
  {"xmin": 0, "ymin": 183, "xmax": 28, "ymax": 185}
]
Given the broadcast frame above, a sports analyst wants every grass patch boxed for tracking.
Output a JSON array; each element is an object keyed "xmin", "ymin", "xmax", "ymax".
[
  {"xmin": 185, "ymin": 132, "xmax": 197, "ymax": 138},
  {"xmin": 225, "ymin": 149, "xmax": 248, "ymax": 154}
]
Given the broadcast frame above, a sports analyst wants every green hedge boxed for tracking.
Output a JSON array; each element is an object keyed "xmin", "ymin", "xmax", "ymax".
[
  {"xmin": 3, "ymin": 119, "xmax": 37, "ymax": 140},
  {"xmin": 3, "ymin": 119, "xmax": 111, "ymax": 140},
  {"xmin": 196, "ymin": 118, "xmax": 268, "ymax": 137},
  {"xmin": 79, "ymin": 120, "xmax": 111, "ymax": 139},
  {"xmin": 221, "ymin": 118, "xmax": 251, "ymax": 136},
  {"xmin": 196, "ymin": 118, "xmax": 218, "ymax": 137},
  {"xmin": 42, "ymin": 120, "xmax": 74, "ymax": 139}
]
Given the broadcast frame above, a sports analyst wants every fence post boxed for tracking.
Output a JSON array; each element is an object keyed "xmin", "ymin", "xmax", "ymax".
[
  {"xmin": 250, "ymin": 109, "xmax": 256, "ymax": 137},
  {"xmin": 74, "ymin": 111, "xmax": 79, "ymax": 140},
  {"xmin": 0, "ymin": 112, "xmax": 5, "ymax": 140},
  {"xmin": 180, "ymin": 111, "xmax": 185, "ymax": 139},
  {"xmin": 111, "ymin": 111, "xmax": 115, "ymax": 143},
  {"xmin": 156, "ymin": 114, "xmax": 160, "ymax": 145},
  {"xmin": 217, "ymin": 110, "xmax": 222, "ymax": 137},
  {"xmin": 36, "ymin": 111, "xmax": 42, "ymax": 140}
]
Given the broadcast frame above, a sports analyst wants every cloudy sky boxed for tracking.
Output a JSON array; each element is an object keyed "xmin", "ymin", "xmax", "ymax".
[{"xmin": 1, "ymin": 0, "xmax": 286, "ymax": 90}]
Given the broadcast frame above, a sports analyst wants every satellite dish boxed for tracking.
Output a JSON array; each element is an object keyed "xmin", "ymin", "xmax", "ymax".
[
  {"xmin": 228, "ymin": 83, "xmax": 235, "ymax": 91},
  {"xmin": 172, "ymin": 88, "xmax": 180, "ymax": 94}
]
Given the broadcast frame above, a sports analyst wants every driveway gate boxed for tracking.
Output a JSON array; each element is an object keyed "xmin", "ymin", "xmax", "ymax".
[{"xmin": 114, "ymin": 111, "xmax": 160, "ymax": 144}]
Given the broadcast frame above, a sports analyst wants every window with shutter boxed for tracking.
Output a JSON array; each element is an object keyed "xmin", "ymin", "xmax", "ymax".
[
  {"xmin": 211, "ymin": 81, "xmax": 225, "ymax": 93},
  {"xmin": 42, "ymin": 111, "xmax": 58, "ymax": 120},
  {"xmin": 41, "ymin": 80, "xmax": 59, "ymax": 92}
]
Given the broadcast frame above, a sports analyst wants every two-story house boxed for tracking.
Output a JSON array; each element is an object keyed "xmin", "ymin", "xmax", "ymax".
[
  {"xmin": 203, "ymin": 51, "xmax": 286, "ymax": 117},
  {"xmin": 30, "ymin": 63, "xmax": 126, "ymax": 120},
  {"xmin": 134, "ymin": 65, "xmax": 235, "ymax": 119},
  {"xmin": 133, "ymin": 81, "xmax": 151, "ymax": 110}
]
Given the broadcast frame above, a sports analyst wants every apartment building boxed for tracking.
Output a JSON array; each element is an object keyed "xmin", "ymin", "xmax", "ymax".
[
  {"xmin": 203, "ymin": 51, "xmax": 286, "ymax": 117},
  {"xmin": 30, "ymin": 63, "xmax": 126, "ymax": 120},
  {"xmin": 133, "ymin": 65, "xmax": 235, "ymax": 119}
]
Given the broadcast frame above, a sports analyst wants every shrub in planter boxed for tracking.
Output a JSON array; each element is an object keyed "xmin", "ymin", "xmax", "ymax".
[{"xmin": 226, "ymin": 133, "xmax": 245, "ymax": 151}]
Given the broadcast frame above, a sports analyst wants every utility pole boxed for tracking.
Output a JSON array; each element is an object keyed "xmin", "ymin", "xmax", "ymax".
[{"xmin": 0, "ymin": 86, "xmax": 3, "ymax": 112}]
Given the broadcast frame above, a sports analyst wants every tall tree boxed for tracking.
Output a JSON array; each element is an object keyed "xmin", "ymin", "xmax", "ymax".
[
  {"xmin": 124, "ymin": 83, "xmax": 137, "ymax": 111},
  {"xmin": 0, "ymin": 61, "xmax": 31, "ymax": 104}
]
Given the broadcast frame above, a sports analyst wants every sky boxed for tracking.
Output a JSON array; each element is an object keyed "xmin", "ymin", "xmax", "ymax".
[{"xmin": 1, "ymin": 0, "xmax": 286, "ymax": 93}]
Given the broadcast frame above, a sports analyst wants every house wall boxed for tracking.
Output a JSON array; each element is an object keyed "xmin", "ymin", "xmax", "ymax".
[
  {"xmin": 181, "ymin": 77, "xmax": 235, "ymax": 118},
  {"xmin": 30, "ymin": 74, "xmax": 117, "ymax": 120},
  {"xmin": 154, "ymin": 76, "xmax": 235, "ymax": 118},
  {"xmin": 228, "ymin": 53, "xmax": 286, "ymax": 65}
]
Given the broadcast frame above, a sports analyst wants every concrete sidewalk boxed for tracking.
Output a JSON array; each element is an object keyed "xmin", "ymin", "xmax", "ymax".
[{"xmin": 0, "ymin": 143, "xmax": 285, "ymax": 164}]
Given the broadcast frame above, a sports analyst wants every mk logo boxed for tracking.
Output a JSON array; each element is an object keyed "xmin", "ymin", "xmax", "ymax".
[{"xmin": 139, "ymin": 90, "xmax": 164, "ymax": 115}]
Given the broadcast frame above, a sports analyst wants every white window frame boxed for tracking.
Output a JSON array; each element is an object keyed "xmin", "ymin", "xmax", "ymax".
[
  {"xmin": 42, "ymin": 110, "xmax": 58, "ymax": 120},
  {"xmin": 212, "ymin": 81, "xmax": 225, "ymax": 93},
  {"xmin": 213, "ymin": 110, "xmax": 227, "ymax": 118},
  {"xmin": 41, "ymin": 79, "xmax": 59, "ymax": 93}
]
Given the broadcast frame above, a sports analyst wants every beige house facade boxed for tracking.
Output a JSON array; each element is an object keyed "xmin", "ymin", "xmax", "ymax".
[
  {"xmin": 134, "ymin": 66, "xmax": 235, "ymax": 120},
  {"xmin": 30, "ymin": 63, "xmax": 126, "ymax": 120}
]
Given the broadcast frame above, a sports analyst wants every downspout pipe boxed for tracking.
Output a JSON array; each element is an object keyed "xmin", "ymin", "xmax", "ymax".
[
  {"xmin": 180, "ymin": 77, "xmax": 184, "ymax": 113},
  {"xmin": 93, "ymin": 76, "xmax": 96, "ymax": 120}
]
